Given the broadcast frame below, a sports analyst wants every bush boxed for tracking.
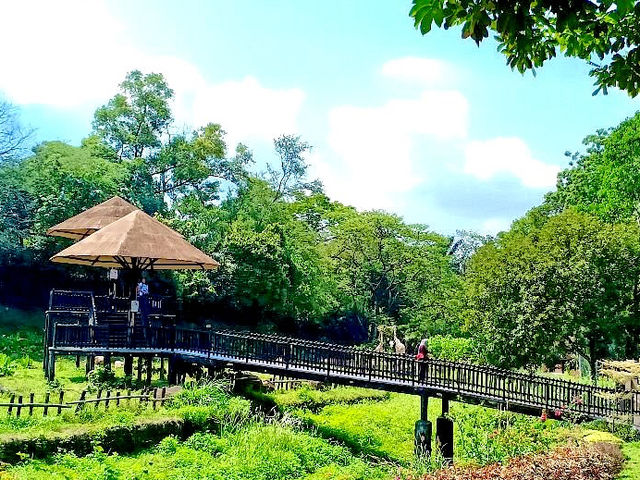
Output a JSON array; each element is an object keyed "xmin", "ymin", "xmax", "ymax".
[{"xmin": 0, "ymin": 353, "xmax": 16, "ymax": 376}]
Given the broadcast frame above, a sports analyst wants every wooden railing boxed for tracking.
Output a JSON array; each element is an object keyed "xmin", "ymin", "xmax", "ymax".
[
  {"xmin": 48, "ymin": 323, "xmax": 640, "ymax": 423},
  {"xmin": 1, "ymin": 388, "xmax": 167, "ymax": 417}
]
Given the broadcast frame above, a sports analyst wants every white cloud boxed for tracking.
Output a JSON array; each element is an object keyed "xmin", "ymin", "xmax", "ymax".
[
  {"xmin": 381, "ymin": 57, "xmax": 451, "ymax": 86},
  {"xmin": 314, "ymin": 89, "xmax": 469, "ymax": 210},
  {"xmin": 464, "ymin": 137, "xmax": 560, "ymax": 188},
  {"xmin": 191, "ymin": 77, "xmax": 305, "ymax": 146},
  {"xmin": 0, "ymin": 1, "xmax": 304, "ymax": 144},
  {"xmin": 480, "ymin": 218, "xmax": 511, "ymax": 235}
]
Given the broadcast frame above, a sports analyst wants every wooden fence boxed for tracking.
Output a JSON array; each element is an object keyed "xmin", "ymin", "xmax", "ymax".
[{"xmin": 1, "ymin": 387, "xmax": 168, "ymax": 417}]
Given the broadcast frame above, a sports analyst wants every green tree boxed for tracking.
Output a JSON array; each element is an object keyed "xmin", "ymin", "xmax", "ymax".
[
  {"xmin": 410, "ymin": 0, "xmax": 640, "ymax": 96},
  {"xmin": 92, "ymin": 70, "xmax": 174, "ymax": 159},
  {"xmin": 268, "ymin": 134, "xmax": 322, "ymax": 201},
  {"xmin": 466, "ymin": 208, "xmax": 640, "ymax": 377},
  {"xmin": 545, "ymin": 111, "xmax": 640, "ymax": 223}
]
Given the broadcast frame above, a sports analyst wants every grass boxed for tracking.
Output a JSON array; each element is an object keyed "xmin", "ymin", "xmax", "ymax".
[
  {"xmin": 261, "ymin": 384, "xmax": 390, "ymax": 410},
  {"xmin": 4, "ymin": 423, "xmax": 390, "ymax": 480},
  {"xmin": 619, "ymin": 442, "xmax": 640, "ymax": 480},
  {"xmin": 288, "ymin": 393, "xmax": 571, "ymax": 467}
]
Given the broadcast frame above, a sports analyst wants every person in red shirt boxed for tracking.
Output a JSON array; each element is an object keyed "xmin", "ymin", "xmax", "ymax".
[{"xmin": 416, "ymin": 339, "xmax": 427, "ymax": 382}]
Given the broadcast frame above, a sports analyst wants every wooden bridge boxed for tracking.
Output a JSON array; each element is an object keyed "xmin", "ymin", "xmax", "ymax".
[{"xmin": 43, "ymin": 290, "xmax": 640, "ymax": 461}]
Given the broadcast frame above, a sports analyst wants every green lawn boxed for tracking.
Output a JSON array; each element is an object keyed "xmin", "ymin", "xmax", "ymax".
[{"xmin": 619, "ymin": 442, "xmax": 640, "ymax": 480}]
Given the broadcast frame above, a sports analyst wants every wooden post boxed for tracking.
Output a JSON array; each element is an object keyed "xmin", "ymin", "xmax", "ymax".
[
  {"xmin": 29, "ymin": 393, "xmax": 34, "ymax": 416},
  {"xmin": 105, "ymin": 390, "xmax": 111, "ymax": 409},
  {"xmin": 16, "ymin": 396, "xmax": 22, "ymax": 418},
  {"xmin": 86, "ymin": 355, "xmax": 95, "ymax": 375},
  {"xmin": 145, "ymin": 356, "xmax": 153, "ymax": 385},
  {"xmin": 95, "ymin": 390, "xmax": 102, "ymax": 409},
  {"xmin": 137, "ymin": 357, "xmax": 143, "ymax": 382},
  {"xmin": 168, "ymin": 355, "xmax": 177, "ymax": 385},
  {"xmin": 75, "ymin": 391, "xmax": 86, "ymax": 413},
  {"xmin": 75, "ymin": 355, "xmax": 80, "ymax": 368},
  {"xmin": 104, "ymin": 353, "xmax": 112, "ymax": 372},
  {"xmin": 116, "ymin": 391, "xmax": 121, "ymax": 407},
  {"xmin": 43, "ymin": 392, "xmax": 50, "ymax": 416},
  {"xmin": 161, "ymin": 387, "xmax": 166, "ymax": 407},
  {"xmin": 7, "ymin": 394, "xmax": 14, "ymax": 416},
  {"xmin": 436, "ymin": 396, "xmax": 454, "ymax": 465},
  {"xmin": 46, "ymin": 351, "xmax": 56, "ymax": 381},
  {"xmin": 57, "ymin": 391, "xmax": 64, "ymax": 415},
  {"xmin": 160, "ymin": 357, "xmax": 165, "ymax": 380},
  {"xmin": 124, "ymin": 355, "xmax": 133, "ymax": 377},
  {"xmin": 415, "ymin": 393, "xmax": 432, "ymax": 457}
]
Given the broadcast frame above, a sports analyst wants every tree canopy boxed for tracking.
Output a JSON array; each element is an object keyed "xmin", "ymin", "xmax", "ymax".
[{"xmin": 410, "ymin": 0, "xmax": 640, "ymax": 96}]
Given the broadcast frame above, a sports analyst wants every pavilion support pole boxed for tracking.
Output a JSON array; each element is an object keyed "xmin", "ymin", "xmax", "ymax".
[
  {"xmin": 145, "ymin": 355, "xmax": 153, "ymax": 385},
  {"xmin": 415, "ymin": 393, "xmax": 432, "ymax": 457},
  {"xmin": 137, "ymin": 357, "xmax": 143, "ymax": 382},
  {"xmin": 46, "ymin": 352, "xmax": 56, "ymax": 381},
  {"xmin": 168, "ymin": 355, "xmax": 178, "ymax": 385},
  {"xmin": 436, "ymin": 396, "xmax": 454, "ymax": 464},
  {"xmin": 86, "ymin": 355, "xmax": 95, "ymax": 375},
  {"xmin": 104, "ymin": 353, "xmax": 112, "ymax": 372},
  {"xmin": 160, "ymin": 357, "xmax": 165, "ymax": 380},
  {"xmin": 124, "ymin": 355, "xmax": 133, "ymax": 377}
]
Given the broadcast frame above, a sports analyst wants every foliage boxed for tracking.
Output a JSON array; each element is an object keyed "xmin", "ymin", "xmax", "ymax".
[
  {"xmin": 466, "ymin": 208, "xmax": 640, "ymax": 374},
  {"xmin": 546, "ymin": 112, "xmax": 640, "ymax": 224},
  {"xmin": 6, "ymin": 424, "xmax": 388, "ymax": 480},
  {"xmin": 266, "ymin": 384, "xmax": 390, "ymax": 410},
  {"xmin": 409, "ymin": 0, "xmax": 640, "ymax": 96},
  {"xmin": 0, "ymin": 353, "xmax": 15, "ymax": 377},
  {"xmin": 419, "ymin": 442, "xmax": 624, "ymax": 480},
  {"xmin": 93, "ymin": 70, "xmax": 173, "ymax": 160},
  {"xmin": 426, "ymin": 335, "xmax": 480, "ymax": 362}
]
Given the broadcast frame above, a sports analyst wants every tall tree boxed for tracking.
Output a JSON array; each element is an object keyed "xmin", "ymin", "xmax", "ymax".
[
  {"xmin": 268, "ymin": 134, "xmax": 322, "ymax": 201},
  {"xmin": 92, "ymin": 70, "xmax": 174, "ymax": 159},
  {"xmin": 410, "ymin": 0, "xmax": 640, "ymax": 96},
  {"xmin": 466, "ymin": 208, "xmax": 640, "ymax": 377}
]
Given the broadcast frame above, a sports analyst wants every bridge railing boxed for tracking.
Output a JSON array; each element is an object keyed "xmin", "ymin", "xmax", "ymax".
[{"xmin": 50, "ymin": 323, "xmax": 640, "ymax": 422}]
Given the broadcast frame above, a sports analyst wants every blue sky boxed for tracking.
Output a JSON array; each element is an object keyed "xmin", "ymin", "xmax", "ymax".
[{"xmin": 2, "ymin": 1, "xmax": 639, "ymax": 234}]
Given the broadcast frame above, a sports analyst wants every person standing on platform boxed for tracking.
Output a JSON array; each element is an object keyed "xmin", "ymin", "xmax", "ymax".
[{"xmin": 416, "ymin": 339, "xmax": 428, "ymax": 382}]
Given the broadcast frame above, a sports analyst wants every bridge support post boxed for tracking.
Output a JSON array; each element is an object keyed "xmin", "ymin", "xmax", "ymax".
[
  {"xmin": 415, "ymin": 393, "xmax": 432, "ymax": 457},
  {"xmin": 436, "ymin": 396, "xmax": 454, "ymax": 464}
]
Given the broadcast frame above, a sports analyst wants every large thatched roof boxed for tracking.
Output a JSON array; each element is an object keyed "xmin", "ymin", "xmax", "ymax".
[
  {"xmin": 50, "ymin": 210, "xmax": 219, "ymax": 270},
  {"xmin": 46, "ymin": 196, "xmax": 139, "ymax": 240}
]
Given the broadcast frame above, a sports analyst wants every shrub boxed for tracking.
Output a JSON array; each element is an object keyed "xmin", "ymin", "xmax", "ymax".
[{"xmin": 0, "ymin": 353, "xmax": 16, "ymax": 376}]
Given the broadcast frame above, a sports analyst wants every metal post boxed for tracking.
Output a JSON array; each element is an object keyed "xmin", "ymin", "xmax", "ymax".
[
  {"xmin": 436, "ymin": 396, "xmax": 454, "ymax": 464},
  {"xmin": 415, "ymin": 393, "xmax": 432, "ymax": 457}
]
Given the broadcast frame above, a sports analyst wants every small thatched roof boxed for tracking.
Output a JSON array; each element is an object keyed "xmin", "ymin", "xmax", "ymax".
[
  {"xmin": 46, "ymin": 196, "xmax": 139, "ymax": 240},
  {"xmin": 50, "ymin": 210, "xmax": 219, "ymax": 270}
]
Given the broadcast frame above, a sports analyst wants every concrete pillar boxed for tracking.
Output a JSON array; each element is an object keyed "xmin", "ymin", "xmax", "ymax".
[
  {"xmin": 436, "ymin": 396, "xmax": 454, "ymax": 464},
  {"xmin": 415, "ymin": 393, "xmax": 432, "ymax": 456}
]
